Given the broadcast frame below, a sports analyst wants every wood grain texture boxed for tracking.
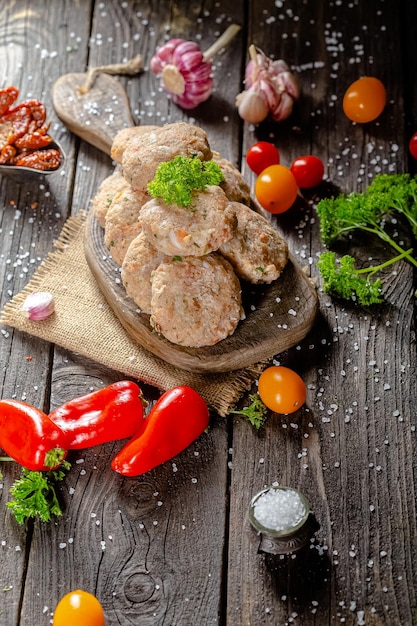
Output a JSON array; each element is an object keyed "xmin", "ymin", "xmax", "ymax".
[
  {"xmin": 1, "ymin": 1, "xmax": 417, "ymax": 625},
  {"xmin": 84, "ymin": 209, "xmax": 318, "ymax": 373},
  {"xmin": 226, "ymin": 1, "xmax": 417, "ymax": 625}
]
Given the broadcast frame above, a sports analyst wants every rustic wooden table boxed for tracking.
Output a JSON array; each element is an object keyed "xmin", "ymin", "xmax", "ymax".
[{"xmin": 1, "ymin": 1, "xmax": 417, "ymax": 625}]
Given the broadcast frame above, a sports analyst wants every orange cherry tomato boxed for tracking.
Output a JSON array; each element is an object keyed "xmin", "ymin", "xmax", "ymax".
[
  {"xmin": 258, "ymin": 366, "xmax": 306, "ymax": 415},
  {"xmin": 52, "ymin": 590, "xmax": 105, "ymax": 626},
  {"xmin": 255, "ymin": 164, "xmax": 298, "ymax": 214},
  {"xmin": 342, "ymin": 77, "xmax": 386, "ymax": 123}
]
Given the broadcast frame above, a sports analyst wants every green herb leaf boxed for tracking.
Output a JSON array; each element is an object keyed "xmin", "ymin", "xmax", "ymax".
[
  {"xmin": 147, "ymin": 156, "xmax": 224, "ymax": 207},
  {"xmin": 316, "ymin": 174, "xmax": 417, "ymax": 304},
  {"xmin": 7, "ymin": 461, "xmax": 71, "ymax": 525},
  {"xmin": 317, "ymin": 252, "xmax": 383, "ymax": 306},
  {"xmin": 229, "ymin": 393, "xmax": 269, "ymax": 429}
]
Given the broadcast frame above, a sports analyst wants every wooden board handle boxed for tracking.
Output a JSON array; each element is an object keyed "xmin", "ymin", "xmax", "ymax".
[{"xmin": 52, "ymin": 72, "xmax": 135, "ymax": 156}]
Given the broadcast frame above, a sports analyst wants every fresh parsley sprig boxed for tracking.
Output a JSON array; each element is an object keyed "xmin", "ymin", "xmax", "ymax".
[
  {"xmin": 229, "ymin": 393, "xmax": 269, "ymax": 429},
  {"xmin": 317, "ymin": 251, "xmax": 383, "ymax": 305},
  {"xmin": 147, "ymin": 155, "xmax": 224, "ymax": 207},
  {"xmin": 5, "ymin": 460, "xmax": 71, "ymax": 525},
  {"xmin": 316, "ymin": 174, "xmax": 417, "ymax": 305}
]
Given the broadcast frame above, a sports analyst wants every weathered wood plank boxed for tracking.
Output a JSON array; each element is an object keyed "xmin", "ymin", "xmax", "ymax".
[
  {"xmin": 227, "ymin": 1, "xmax": 417, "ymax": 625},
  {"xmin": 8, "ymin": 1, "xmax": 244, "ymax": 625},
  {"xmin": 1, "ymin": 0, "xmax": 417, "ymax": 625},
  {"xmin": 0, "ymin": 1, "xmax": 93, "ymax": 624}
]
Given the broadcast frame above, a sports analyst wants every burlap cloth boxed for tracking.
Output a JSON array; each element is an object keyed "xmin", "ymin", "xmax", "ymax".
[{"xmin": 0, "ymin": 212, "xmax": 267, "ymax": 416}]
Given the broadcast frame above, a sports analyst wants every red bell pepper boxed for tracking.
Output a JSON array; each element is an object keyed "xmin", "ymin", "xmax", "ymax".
[
  {"xmin": 48, "ymin": 380, "xmax": 147, "ymax": 449},
  {"xmin": 111, "ymin": 386, "xmax": 209, "ymax": 477},
  {"xmin": 0, "ymin": 399, "xmax": 68, "ymax": 471}
]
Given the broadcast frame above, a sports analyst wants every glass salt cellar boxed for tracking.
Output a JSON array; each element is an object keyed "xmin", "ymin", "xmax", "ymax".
[{"xmin": 248, "ymin": 485, "xmax": 319, "ymax": 554}]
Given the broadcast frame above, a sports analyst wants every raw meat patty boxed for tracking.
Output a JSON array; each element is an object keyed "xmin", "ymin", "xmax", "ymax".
[
  {"xmin": 122, "ymin": 122, "xmax": 212, "ymax": 192},
  {"xmin": 110, "ymin": 125, "xmax": 159, "ymax": 164},
  {"xmin": 219, "ymin": 202, "xmax": 289, "ymax": 283},
  {"xmin": 150, "ymin": 253, "xmax": 243, "ymax": 347},
  {"xmin": 104, "ymin": 186, "xmax": 150, "ymax": 266},
  {"xmin": 139, "ymin": 185, "xmax": 235, "ymax": 257},
  {"xmin": 213, "ymin": 153, "xmax": 251, "ymax": 206},
  {"xmin": 121, "ymin": 231, "xmax": 166, "ymax": 314},
  {"xmin": 91, "ymin": 169, "xmax": 130, "ymax": 228}
]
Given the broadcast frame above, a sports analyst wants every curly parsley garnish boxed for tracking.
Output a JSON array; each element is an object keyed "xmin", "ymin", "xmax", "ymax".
[
  {"xmin": 147, "ymin": 155, "xmax": 224, "ymax": 207},
  {"xmin": 7, "ymin": 461, "xmax": 71, "ymax": 525},
  {"xmin": 316, "ymin": 173, "xmax": 417, "ymax": 305},
  {"xmin": 229, "ymin": 393, "xmax": 269, "ymax": 429}
]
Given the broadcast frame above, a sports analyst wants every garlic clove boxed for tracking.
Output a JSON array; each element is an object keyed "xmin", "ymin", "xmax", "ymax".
[
  {"xmin": 271, "ymin": 59, "xmax": 290, "ymax": 74},
  {"xmin": 275, "ymin": 70, "xmax": 300, "ymax": 100},
  {"xmin": 258, "ymin": 78, "xmax": 281, "ymax": 110},
  {"xmin": 271, "ymin": 91, "xmax": 295, "ymax": 122},
  {"xmin": 173, "ymin": 42, "xmax": 205, "ymax": 72},
  {"xmin": 236, "ymin": 86, "xmax": 269, "ymax": 124},
  {"xmin": 21, "ymin": 291, "xmax": 55, "ymax": 321},
  {"xmin": 150, "ymin": 39, "xmax": 184, "ymax": 73}
]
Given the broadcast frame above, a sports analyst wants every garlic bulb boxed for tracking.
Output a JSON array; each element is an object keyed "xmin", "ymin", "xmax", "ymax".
[
  {"xmin": 21, "ymin": 291, "xmax": 55, "ymax": 321},
  {"xmin": 236, "ymin": 45, "xmax": 300, "ymax": 124},
  {"xmin": 236, "ymin": 85, "xmax": 269, "ymax": 124},
  {"xmin": 151, "ymin": 24, "xmax": 241, "ymax": 109}
]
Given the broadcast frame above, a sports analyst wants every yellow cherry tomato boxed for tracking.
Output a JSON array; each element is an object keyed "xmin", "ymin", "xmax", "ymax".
[
  {"xmin": 52, "ymin": 589, "xmax": 105, "ymax": 626},
  {"xmin": 258, "ymin": 366, "xmax": 306, "ymax": 415},
  {"xmin": 255, "ymin": 164, "xmax": 298, "ymax": 214},
  {"xmin": 342, "ymin": 76, "xmax": 386, "ymax": 123}
]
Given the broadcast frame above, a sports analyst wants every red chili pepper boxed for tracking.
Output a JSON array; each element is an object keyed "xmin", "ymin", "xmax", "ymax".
[
  {"xmin": 111, "ymin": 386, "xmax": 209, "ymax": 477},
  {"xmin": 0, "ymin": 399, "xmax": 68, "ymax": 471},
  {"xmin": 48, "ymin": 381, "xmax": 147, "ymax": 449}
]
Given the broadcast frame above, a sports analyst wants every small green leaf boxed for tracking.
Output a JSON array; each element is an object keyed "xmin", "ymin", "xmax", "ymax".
[{"xmin": 229, "ymin": 393, "xmax": 269, "ymax": 429}]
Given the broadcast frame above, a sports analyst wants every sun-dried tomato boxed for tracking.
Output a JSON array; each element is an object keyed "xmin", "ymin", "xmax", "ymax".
[{"xmin": 0, "ymin": 86, "xmax": 62, "ymax": 170}]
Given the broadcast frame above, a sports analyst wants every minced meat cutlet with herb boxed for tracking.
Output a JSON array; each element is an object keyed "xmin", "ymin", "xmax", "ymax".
[
  {"xmin": 92, "ymin": 169, "xmax": 131, "ymax": 228},
  {"xmin": 104, "ymin": 186, "xmax": 150, "ymax": 266},
  {"xmin": 110, "ymin": 125, "xmax": 159, "ymax": 164},
  {"xmin": 212, "ymin": 153, "xmax": 251, "ymax": 205},
  {"xmin": 121, "ymin": 122, "xmax": 212, "ymax": 193},
  {"xmin": 150, "ymin": 253, "xmax": 244, "ymax": 347},
  {"xmin": 219, "ymin": 202, "xmax": 288, "ymax": 284},
  {"xmin": 121, "ymin": 231, "xmax": 167, "ymax": 315},
  {"xmin": 139, "ymin": 185, "xmax": 236, "ymax": 257}
]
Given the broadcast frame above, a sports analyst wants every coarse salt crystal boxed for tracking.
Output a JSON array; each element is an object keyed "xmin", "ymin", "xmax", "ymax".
[{"xmin": 252, "ymin": 487, "xmax": 307, "ymax": 532}]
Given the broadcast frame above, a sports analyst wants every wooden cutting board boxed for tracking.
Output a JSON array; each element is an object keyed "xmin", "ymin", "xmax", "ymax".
[
  {"xmin": 84, "ymin": 209, "xmax": 318, "ymax": 373},
  {"xmin": 54, "ymin": 72, "xmax": 318, "ymax": 373}
]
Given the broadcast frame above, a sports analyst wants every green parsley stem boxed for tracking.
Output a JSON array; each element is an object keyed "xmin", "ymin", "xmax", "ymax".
[{"xmin": 354, "ymin": 248, "xmax": 415, "ymax": 276}]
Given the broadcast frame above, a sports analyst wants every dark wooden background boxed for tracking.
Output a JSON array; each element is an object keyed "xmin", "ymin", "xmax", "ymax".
[{"xmin": 0, "ymin": 1, "xmax": 416, "ymax": 624}]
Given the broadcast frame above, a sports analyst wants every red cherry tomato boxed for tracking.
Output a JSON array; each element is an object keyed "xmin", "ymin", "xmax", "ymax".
[
  {"xmin": 255, "ymin": 164, "xmax": 298, "ymax": 214},
  {"xmin": 342, "ymin": 77, "xmax": 386, "ymax": 123},
  {"xmin": 290, "ymin": 155, "xmax": 324, "ymax": 188},
  {"xmin": 409, "ymin": 133, "xmax": 417, "ymax": 160},
  {"xmin": 258, "ymin": 366, "xmax": 306, "ymax": 415},
  {"xmin": 246, "ymin": 141, "xmax": 280, "ymax": 175},
  {"xmin": 52, "ymin": 590, "xmax": 104, "ymax": 626}
]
